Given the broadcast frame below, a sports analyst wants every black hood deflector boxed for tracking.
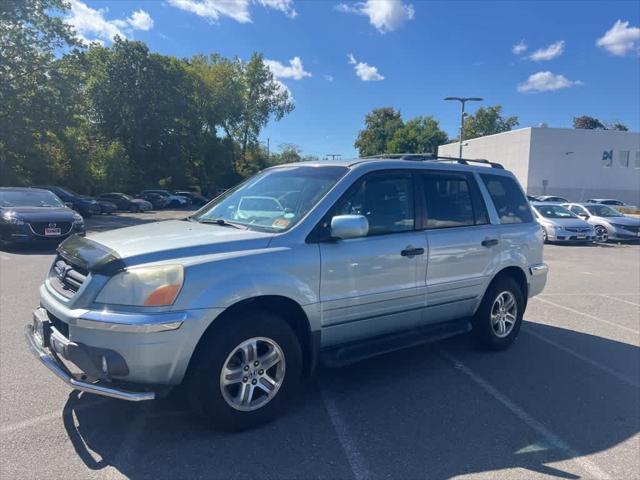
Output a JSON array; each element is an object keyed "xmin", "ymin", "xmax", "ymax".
[{"xmin": 57, "ymin": 235, "xmax": 125, "ymax": 276}]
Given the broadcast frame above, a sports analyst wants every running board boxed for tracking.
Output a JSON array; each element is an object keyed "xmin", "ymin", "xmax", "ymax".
[{"xmin": 320, "ymin": 319, "xmax": 472, "ymax": 367}]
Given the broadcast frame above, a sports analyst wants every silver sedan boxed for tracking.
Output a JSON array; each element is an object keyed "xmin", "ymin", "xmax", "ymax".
[{"xmin": 564, "ymin": 203, "xmax": 640, "ymax": 242}]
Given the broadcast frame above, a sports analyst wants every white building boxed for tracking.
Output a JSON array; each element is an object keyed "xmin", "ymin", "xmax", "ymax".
[{"xmin": 438, "ymin": 127, "xmax": 640, "ymax": 205}]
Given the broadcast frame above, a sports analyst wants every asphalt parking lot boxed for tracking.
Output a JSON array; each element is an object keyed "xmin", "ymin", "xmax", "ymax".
[{"xmin": 1, "ymin": 212, "xmax": 638, "ymax": 480}]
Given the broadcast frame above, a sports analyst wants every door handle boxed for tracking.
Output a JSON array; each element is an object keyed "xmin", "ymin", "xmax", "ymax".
[
  {"xmin": 401, "ymin": 246, "xmax": 425, "ymax": 257},
  {"xmin": 481, "ymin": 238, "xmax": 499, "ymax": 247}
]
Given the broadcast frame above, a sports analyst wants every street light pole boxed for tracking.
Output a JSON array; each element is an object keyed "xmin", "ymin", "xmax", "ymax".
[{"xmin": 444, "ymin": 96, "xmax": 483, "ymax": 159}]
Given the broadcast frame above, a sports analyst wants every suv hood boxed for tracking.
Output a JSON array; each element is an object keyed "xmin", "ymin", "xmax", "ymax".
[{"xmin": 58, "ymin": 220, "xmax": 273, "ymax": 274}]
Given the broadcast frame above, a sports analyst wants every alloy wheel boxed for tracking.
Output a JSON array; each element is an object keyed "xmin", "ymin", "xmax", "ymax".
[
  {"xmin": 220, "ymin": 337, "xmax": 286, "ymax": 412},
  {"xmin": 491, "ymin": 291, "xmax": 517, "ymax": 338},
  {"xmin": 594, "ymin": 225, "xmax": 609, "ymax": 243}
]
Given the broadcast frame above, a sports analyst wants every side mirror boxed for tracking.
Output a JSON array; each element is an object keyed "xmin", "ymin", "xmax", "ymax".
[
  {"xmin": 578, "ymin": 213, "xmax": 589, "ymax": 219},
  {"xmin": 330, "ymin": 215, "xmax": 369, "ymax": 240},
  {"xmin": 64, "ymin": 202, "xmax": 74, "ymax": 209}
]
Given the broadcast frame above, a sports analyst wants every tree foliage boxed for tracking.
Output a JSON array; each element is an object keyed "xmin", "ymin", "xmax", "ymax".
[
  {"xmin": 573, "ymin": 115, "xmax": 628, "ymax": 131},
  {"xmin": 354, "ymin": 108, "xmax": 404, "ymax": 156},
  {"xmin": 0, "ymin": 1, "xmax": 296, "ymax": 194},
  {"xmin": 354, "ymin": 108, "xmax": 448, "ymax": 156},
  {"xmin": 462, "ymin": 105, "xmax": 519, "ymax": 140}
]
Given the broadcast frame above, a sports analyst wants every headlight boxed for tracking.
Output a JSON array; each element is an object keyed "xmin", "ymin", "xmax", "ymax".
[
  {"xmin": 1, "ymin": 211, "xmax": 25, "ymax": 225},
  {"xmin": 96, "ymin": 264, "xmax": 184, "ymax": 306},
  {"xmin": 73, "ymin": 213, "xmax": 84, "ymax": 224}
]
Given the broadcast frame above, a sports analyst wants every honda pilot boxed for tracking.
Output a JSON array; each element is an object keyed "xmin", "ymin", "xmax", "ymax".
[{"xmin": 26, "ymin": 155, "xmax": 548, "ymax": 430}]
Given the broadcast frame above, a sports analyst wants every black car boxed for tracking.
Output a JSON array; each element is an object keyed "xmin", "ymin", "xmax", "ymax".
[
  {"xmin": 32, "ymin": 186, "xmax": 100, "ymax": 217},
  {"xmin": 82, "ymin": 196, "xmax": 117, "ymax": 214},
  {"xmin": 0, "ymin": 188, "xmax": 85, "ymax": 247},
  {"xmin": 172, "ymin": 190, "xmax": 210, "ymax": 207},
  {"xmin": 98, "ymin": 193, "xmax": 152, "ymax": 212},
  {"xmin": 136, "ymin": 192, "xmax": 169, "ymax": 209}
]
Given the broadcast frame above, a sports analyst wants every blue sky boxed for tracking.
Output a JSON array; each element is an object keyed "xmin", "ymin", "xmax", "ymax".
[{"xmin": 65, "ymin": 0, "xmax": 640, "ymax": 159}]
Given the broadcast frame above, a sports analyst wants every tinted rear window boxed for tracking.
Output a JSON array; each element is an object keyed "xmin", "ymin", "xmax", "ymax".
[
  {"xmin": 480, "ymin": 174, "xmax": 533, "ymax": 224},
  {"xmin": 421, "ymin": 173, "xmax": 488, "ymax": 228}
]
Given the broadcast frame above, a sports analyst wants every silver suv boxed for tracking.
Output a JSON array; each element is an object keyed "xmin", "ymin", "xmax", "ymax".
[{"xmin": 26, "ymin": 156, "xmax": 548, "ymax": 430}]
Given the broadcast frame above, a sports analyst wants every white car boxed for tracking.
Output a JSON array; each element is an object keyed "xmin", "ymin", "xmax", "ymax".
[
  {"xmin": 585, "ymin": 199, "xmax": 637, "ymax": 211},
  {"xmin": 565, "ymin": 203, "xmax": 640, "ymax": 242},
  {"xmin": 530, "ymin": 202, "xmax": 594, "ymax": 243}
]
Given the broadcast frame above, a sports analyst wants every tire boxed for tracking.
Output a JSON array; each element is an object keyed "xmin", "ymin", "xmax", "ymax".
[
  {"xmin": 542, "ymin": 228, "xmax": 548, "ymax": 243},
  {"xmin": 594, "ymin": 225, "xmax": 609, "ymax": 243},
  {"xmin": 129, "ymin": 204, "xmax": 140, "ymax": 213},
  {"xmin": 472, "ymin": 276, "xmax": 525, "ymax": 350},
  {"xmin": 170, "ymin": 200, "xmax": 180, "ymax": 208},
  {"xmin": 186, "ymin": 311, "xmax": 302, "ymax": 431}
]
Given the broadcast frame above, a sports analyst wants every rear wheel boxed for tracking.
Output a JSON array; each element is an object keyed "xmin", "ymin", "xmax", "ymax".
[
  {"xmin": 542, "ymin": 228, "xmax": 549, "ymax": 243},
  {"xmin": 472, "ymin": 276, "xmax": 524, "ymax": 350},
  {"xmin": 186, "ymin": 311, "xmax": 302, "ymax": 431}
]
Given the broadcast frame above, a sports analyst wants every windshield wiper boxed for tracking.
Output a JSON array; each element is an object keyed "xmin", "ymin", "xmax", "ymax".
[{"xmin": 197, "ymin": 218, "xmax": 247, "ymax": 229}]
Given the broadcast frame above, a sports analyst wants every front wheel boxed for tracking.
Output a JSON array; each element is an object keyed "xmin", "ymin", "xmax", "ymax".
[
  {"xmin": 472, "ymin": 276, "xmax": 524, "ymax": 350},
  {"xmin": 542, "ymin": 228, "xmax": 549, "ymax": 243},
  {"xmin": 594, "ymin": 225, "xmax": 609, "ymax": 243},
  {"xmin": 186, "ymin": 311, "xmax": 302, "ymax": 431}
]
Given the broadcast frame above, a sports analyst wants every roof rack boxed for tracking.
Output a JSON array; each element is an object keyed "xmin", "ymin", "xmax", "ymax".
[{"xmin": 362, "ymin": 153, "xmax": 504, "ymax": 169}]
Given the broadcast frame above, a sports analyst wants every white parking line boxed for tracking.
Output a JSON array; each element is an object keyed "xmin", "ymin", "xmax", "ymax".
[
  {"xmin": 600, "ymin": 295, "xmax": 640, "ymax": 308},
  {"xmin": 320, "ymin": 388, "xmax": 372, "ymax": 480},
  {"xmin": 533, "ymin": 297, "xmax": 640, "ymax": 334},
  {"xmin": 524, "ymin": 329, "xmax": 640, "ymax": 389},
  {"xmin": 540, "ymin": 293, "xmax": 640, "ymax": 297},
  {"xmin": 439, "ymin": 349, "xmax": 612, "ymax": 480}
]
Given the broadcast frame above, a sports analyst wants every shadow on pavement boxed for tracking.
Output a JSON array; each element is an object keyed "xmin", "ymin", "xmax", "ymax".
[{"xmin": 62, "ymin": 322, "xmax": 639, "ymax": 480}]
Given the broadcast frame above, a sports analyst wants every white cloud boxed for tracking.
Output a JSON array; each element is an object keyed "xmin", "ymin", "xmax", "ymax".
[
  {"xmin": 128, "ymin": 10, "xmax": 154, "ymax": 31},
  {"xmin": 257, "ymin": 0, "xmax": 297, "ymax": 18},
  {"xmin": 167, "ymin": 0, "xmax": 296, "ymax": 23},
  {"xmin": 529, "ymin": 40, "xmax": 565, "ymax": 61},
  {"xmin": 324, "ymin": 74, "xmax": 334, "ymax": 81},
  {"xmin": 66, "ymin": 0, "xmax": 153, "ymax": 43},
  {"xmin": 348, "ymin": 53, "xmax": 384, "ymax": 81},
  {"xmin": 264, "ymin": 57, "xmax": 311, "ymax": 80},
  {"xmin": 517, "ymin": 71, "xmax": 582, "ymax": 93},
  {"xmin": 336, "ymin": 0, "xmax": 414, "ymax": 33},
  {"xmin": 596, "ymin": 20, "xmax": 640, "ymax": 56},
  {"xmin": 512, "ymin": 39, "xmax": 527, "ymax": 55}
]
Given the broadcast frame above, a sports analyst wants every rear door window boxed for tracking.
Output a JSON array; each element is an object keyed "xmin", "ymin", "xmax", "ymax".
[
  {"xmin": 420, "ymin": 172, "xmax": 488, "ymax": 229},
  {"xmin": 480, "ymin": 174, "xmax": 533, "ymax": 224}
]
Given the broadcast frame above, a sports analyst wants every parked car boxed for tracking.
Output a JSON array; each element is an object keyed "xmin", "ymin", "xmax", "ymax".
[
  {"xmin": 172, "ymin": 190, "xmax": 210, "ymax": 207},
  {"xmin": 26, "ymin": 157, "xmax": 548, "ymax": 431},
  {"xmin": 530, "ymin": 202, "xmax": 594, "ymax": 243},
  {"xmin": 32, "ymin": 185, "xmax": 100, "ymax": 217},
  {"xmin": 586, "ymin": 199, "xmax": 637, "ymax": 211},
  {"xmin": 82, "ymin": 196, "xmax": 117, "ymax": 215},
  {"xmin": 564, "ymin": 203, "xmax": 640, "ymax": 242},
  {"xmin": 136, "ymin": 192, "xmax": 168, "ymax": 209},
  {"xmin": 98, "ymin": 193, "xmax": 152, "ymax": 212},
  {"xmin": 536, "ymin": 195, "xmax": 569, "ymax": 203},
  {"xmin": 1, "ymin": 188, "xmax": 85, "ymax": 247},
  {"xmin": 140, "ymin": 190, "xmax": 188, "ymax": 208},
  {"xmin": 526, "ymin": 195, "xmax": 538, "ymax": 202}
]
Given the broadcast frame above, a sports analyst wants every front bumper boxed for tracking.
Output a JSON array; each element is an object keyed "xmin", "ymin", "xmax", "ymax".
[
  {"xmin": 547, "ymin": 229, "xmax": 594, "ymax": 242},
  {"xmin": 1, "ymin": 224, "xmax": 84, "ymax": 244},
  {"xmin": 25, "ymin": 318, "xmax": 155, "ymax": 402}
]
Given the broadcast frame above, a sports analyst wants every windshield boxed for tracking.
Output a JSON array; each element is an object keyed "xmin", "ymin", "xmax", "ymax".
[
  {"xmin": 0, "ymin": 190, "xmax": 64, "ymax": 208},
  {"xmin": 192, "ymin": 165, "xmax": 348, "ymax": 232},
  {"xmin": 586, "ymin": 205, "xmax": 623, "ymax": 217},
  {"xmin": 534, "ymin": 204, "xmax": 577, "ymax": 219}
]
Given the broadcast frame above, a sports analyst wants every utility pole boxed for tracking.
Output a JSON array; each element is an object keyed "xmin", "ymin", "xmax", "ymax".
[{"xmin": 444, "ymin": 97, "xmax": 483, "ymax": 159}]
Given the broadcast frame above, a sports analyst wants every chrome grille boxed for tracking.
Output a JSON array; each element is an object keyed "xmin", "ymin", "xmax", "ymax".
[
  {"xmin": 29, "ymin": 222, "xmax": 73, "ymax": 236},
  {"xmin": 50, "ymin": 256, "xmax": 88, "ymax": 298}
]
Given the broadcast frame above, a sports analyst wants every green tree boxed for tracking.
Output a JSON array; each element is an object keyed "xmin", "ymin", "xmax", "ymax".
[
  {"xmin": 354, "ymin": 107, "xmax": 404, "ymax": 156},
  {"xmin": 463, "ymin": 105, "xmax": 519, "ymax": 140},
  {"xmin": 0, "ymin": 0, "xmax": 81, "ymax": 185},
  {"xmin": 604, "ymin": 121, "xmax": 629, "ymax": 131},
  {"xmin": 573, "ymin": 115, "xmax": 605, "ymax": 130},
  {"xmin": 387, "ymin": 116, "xmax": 448, "ymax": 154}
]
